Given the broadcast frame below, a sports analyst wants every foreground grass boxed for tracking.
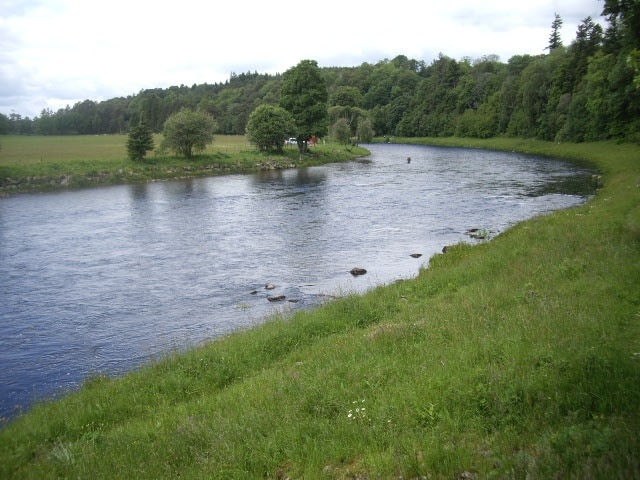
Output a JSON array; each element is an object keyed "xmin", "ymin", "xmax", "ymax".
[
  {"xmin": 1, "ymin": 138, "xmax": 639, "ymax": 479},
  {"xmin": 0, "ymin": 135, "xmax": 366, "ymax": 195}
]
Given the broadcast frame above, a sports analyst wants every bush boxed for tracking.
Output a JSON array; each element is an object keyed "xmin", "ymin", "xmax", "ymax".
[
  {"xmin": 246, "ymin": 105, "xmax": 295, "ymax": 152},
  {"xmin": 160, "ymin": 109, "xmax": 216, "ymax": 158}
]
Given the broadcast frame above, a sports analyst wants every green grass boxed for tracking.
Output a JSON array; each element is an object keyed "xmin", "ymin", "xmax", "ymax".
[
  {"xmin": 0, "ymin": 135, "xmax": 367, "ymax": 195},
  {"xmin": 0, "ymin": 134, "xmax": 273, "ymax": 165},
  {"xmin": 0, "ymin": 137, "xmax": 639, "ymax": 479}
]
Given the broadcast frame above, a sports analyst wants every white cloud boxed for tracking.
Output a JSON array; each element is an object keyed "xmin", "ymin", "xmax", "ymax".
[{"xmin": 0, "ymin": 0, "xmax": 605, "ymax": 118}]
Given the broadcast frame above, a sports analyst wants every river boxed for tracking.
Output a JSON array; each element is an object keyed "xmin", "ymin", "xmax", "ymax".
[{"xmin": 0, "ymin": 143, "xmax": 595, "ymax": 422}]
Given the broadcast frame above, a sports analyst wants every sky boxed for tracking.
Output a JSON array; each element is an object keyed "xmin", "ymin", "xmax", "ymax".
[{"xmin": 1, "ymin": 0, "xmax": 605, "ymax": 119}]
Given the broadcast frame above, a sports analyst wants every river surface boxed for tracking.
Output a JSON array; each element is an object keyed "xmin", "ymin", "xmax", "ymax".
[{"xmin": 0, "ymin": 143, "xmax": 595, "ymax": 422}]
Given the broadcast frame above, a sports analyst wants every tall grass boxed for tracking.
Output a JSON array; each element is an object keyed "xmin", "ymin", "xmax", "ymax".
[{"xmin": 0, "ymin": 138, "xmax": 638, "ymax": 479}]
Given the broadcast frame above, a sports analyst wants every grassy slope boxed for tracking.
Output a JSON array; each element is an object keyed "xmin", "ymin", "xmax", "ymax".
[{"xmin": 0, "ymin": 138, "xmax": 638, "ymax": 479}]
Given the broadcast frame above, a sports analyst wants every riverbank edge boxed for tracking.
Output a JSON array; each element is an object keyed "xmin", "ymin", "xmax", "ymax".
[
  {"xmin": 0, "ymin": 144, "xmax": 370, "ymax": 196},
  {"xmin": 1, "ymin": 137, "xmax": 638, "ymax": 478}
]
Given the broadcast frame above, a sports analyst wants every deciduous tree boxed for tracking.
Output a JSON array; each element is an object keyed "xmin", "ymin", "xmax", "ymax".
[
  {"xmin": 279, "ymin": 60, "xmax": 329, "ymax": 153},
  {"xmin": 331, "ymin": 118, "xmax": 351, "ymax": 145},
  {"xmin": 329, "ymin": 86, "xmax": 364, "ymax": 108},
  {"xmin": 246, "ymin": 104, "xmax": 295, "ymax": 152},
  {"xmin": 160, "ymin": 108, "xmax": 216, "ymax": 158},
  {"xmin": 356, "ymin": 116, "xmax": 374, "ymax": 143}
]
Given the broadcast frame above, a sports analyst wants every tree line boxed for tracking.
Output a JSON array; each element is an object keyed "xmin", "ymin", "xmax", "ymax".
[
  {"xmin": 126, "ymin": 60, "xmax": 332, "ymax": 161},
  {"xmin": 1, "ymin": 1, "xmax": 639, "ymax": 144}
]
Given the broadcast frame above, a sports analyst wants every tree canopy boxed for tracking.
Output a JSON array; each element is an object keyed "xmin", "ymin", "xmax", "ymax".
[
  {"xmin": 279, "ymin": 60, "xmax": 329, "ymax": 152},
  {"xmin": 330, "ymin": 117, "xmax": 351, "ymax": 146},
  {"xmin": 245, "ymin": 104, "xmax": 295, "ymax": 152},
  {"xmin": 4, "ymin": 6, "xmax": 640, "ymax": 144},
  {"xmin": 160, "ymin": 108, "xmax": 216, "ymax": 158}
]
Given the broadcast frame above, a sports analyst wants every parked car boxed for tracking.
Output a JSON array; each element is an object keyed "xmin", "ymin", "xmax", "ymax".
[{"xmin": 285, "ymin": 138, "xmax": 297, "ymax": 145}]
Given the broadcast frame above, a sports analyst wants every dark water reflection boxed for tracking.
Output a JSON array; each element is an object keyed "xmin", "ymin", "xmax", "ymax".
[{"xmin": 0, "ymin": 144, "xmax": 595, "ymax": 421}]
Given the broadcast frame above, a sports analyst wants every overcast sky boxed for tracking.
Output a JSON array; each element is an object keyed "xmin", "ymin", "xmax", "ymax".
[{"xmin": 1, "ymin": 0, "xmax": 605, "ymax": 119}]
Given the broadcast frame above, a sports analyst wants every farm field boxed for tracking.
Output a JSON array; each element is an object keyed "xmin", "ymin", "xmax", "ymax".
[
  {"xmin": 0, "ymin": 134, "xmax": 252, "ymax": 165},
  {"xmin": 0, "ymin": 135, "xmax": 365, "ymax": 195}
]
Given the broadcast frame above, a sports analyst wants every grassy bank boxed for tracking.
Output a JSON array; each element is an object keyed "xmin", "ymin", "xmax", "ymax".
[
  {"xmin": 0, "ymin": 135, "xmax": 367, "ymax": 195},
  {"xmin": 1, "ymin": 138, "xmax": 639, "ymax": 479}
]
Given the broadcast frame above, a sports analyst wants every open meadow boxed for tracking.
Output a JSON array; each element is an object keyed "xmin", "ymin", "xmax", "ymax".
[
  {"xmin": 0, "ymin": 135, "xmax": 364, "ymax": 195},
  {"xmin": 0, "ymin": 134, "xmax": 250, "ymax": 165},
  {"xmin": 0, "ymin": 137, "xmax": 638, "ymax": 478}
]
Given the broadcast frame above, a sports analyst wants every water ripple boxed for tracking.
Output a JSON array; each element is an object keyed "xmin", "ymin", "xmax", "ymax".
[{"xmin": 0, "ymin": 144, "xmax": 595, "ymax": 421}]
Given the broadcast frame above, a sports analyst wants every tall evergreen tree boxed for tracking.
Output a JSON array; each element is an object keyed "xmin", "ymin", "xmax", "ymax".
[
  {"xmin": 602, "ymin": 0, "xmax": 640, "ymax": 51},
  {"xmin": 126, "ymin": 120, "xmax": 154, "ymax": 162},
  {"xmin": 566, "ymin": 16, "xmax": 604, "ymax": 91},
  {"xmin": 548, "ymin": 13, "xmax": 564, "ymax": 51}
]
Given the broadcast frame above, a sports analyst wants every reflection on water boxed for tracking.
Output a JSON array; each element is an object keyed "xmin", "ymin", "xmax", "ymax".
[{"xmin": 0, "ymin": 144, "xmax": 595, "ymax": 421}]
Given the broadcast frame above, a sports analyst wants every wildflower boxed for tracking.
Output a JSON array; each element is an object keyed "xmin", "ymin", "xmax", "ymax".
[{"xmin": 347, "ymin": 399, "xmax": 367, "ymax": 420}]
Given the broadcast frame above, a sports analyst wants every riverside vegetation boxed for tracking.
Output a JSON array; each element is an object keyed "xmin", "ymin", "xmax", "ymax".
[
  {"xmin": 0, "ymin": 136, "xmax": 639, "ymax": 479},
  {"xmin": 0, "ymin": 135, "xmax": 368, "ymax": 196}
]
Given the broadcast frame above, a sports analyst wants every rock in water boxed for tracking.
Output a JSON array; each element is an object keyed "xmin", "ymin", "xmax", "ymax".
[{"xmin": 267, "ymin": 295, "xmax": 286, "ymax": 302}]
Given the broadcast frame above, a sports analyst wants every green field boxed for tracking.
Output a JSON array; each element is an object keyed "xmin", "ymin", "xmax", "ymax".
[
  {"xmin": 0, "ymin": 135, "xmax": 363, "ymax": 195},
  {"xmin": 0, "ymin": 137, "xmax": 638, "ymax": 479},
  {"xmin": 0, "ymin": 134, "xmax": 253, "ymax": 165}
]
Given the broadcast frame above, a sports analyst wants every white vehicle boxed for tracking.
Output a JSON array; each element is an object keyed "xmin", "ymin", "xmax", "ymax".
[{"xmin": 285, "ymin": 138, "xmax": 297, "ymax": 145}]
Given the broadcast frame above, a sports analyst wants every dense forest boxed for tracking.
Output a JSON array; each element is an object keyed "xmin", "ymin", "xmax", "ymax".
[{"xmin": 1, "ymin": 2, "xmax": 639, "ymax": 144}]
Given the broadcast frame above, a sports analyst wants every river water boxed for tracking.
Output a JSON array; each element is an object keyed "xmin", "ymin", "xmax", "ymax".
[{"xmin": 0, "ymin": 143, "xmax": 595, "ymax": 421}]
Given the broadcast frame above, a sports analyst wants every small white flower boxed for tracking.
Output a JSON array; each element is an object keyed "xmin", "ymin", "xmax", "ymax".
[{"xmin": 347, "ymin": 399, "xmax": 368, "ymax": 420}]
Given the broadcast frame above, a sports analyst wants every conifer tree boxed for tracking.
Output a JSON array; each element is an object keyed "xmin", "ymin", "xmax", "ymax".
[
  {"xmin": 548, "ymin": 13, "xmax": 564, "ymax": 51},
  {"xmin": 126, "ymin": 120, "xmax": 154, "ymax": 162}
]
